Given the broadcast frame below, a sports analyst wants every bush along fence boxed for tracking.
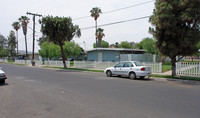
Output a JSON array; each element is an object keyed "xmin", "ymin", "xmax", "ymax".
[{"xmin": 176, "ymin": 62, "xmax": 200, "ymax": 76}]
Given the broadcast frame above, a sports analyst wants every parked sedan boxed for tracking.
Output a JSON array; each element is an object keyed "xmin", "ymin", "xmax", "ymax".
[
  {"xmin": 0, "ymin": 67, "xmax": 7, "ymax": 84},
  {"xmin": 104, "ymin": 61, "xmax": 151, "ymax": 79}
]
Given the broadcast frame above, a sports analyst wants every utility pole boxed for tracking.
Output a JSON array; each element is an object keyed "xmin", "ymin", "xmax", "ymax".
[{"xmin": 27, "ymin": 12, "xmax": 42, "ymax": 66}]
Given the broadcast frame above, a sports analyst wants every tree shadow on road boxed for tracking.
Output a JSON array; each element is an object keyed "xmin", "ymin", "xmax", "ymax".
[
  {"xmin": 112, "ymin": 75, "xmax": 153, "ymax": 81},
  {"xmin": 56, "ymin": 69, "xmax": 82, "ymax": 72},
  {"xmin": 0, "ymin": 83, "xmax": 9, "ymax": 86}
]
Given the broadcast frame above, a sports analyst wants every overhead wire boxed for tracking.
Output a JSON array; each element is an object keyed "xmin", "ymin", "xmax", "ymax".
[
  {"xmin": 80, "ymin": 15, "xmax": 151, "ymax": 30},
  {"xmin": 73, "ymin": 0, "xmax": 154, "ymax": 20}
]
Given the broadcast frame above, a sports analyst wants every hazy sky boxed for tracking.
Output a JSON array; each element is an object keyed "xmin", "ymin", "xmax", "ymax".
[{"xmin": 0, "ymin": 0, "xmax": 155, "ymax": 52}]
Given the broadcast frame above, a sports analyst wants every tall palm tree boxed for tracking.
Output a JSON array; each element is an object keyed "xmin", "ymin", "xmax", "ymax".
[
  {"xmin": 18, "ymin": 16, "xmax": 30, "ymax": 60},
  {"xmin": 90, "ymin": 7, "xmax": 102, "ymax": 47},
  {"xmin": 96, "ymin": 28, "xmax": 105, "ymax": 48},
  {"xmin": 12, "ymin": 21, "xmax": 21, "ymax": 54}
]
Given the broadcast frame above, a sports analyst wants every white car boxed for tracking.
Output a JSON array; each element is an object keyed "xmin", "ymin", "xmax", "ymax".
[
  {"xmin": 0, "ymin": 68, "xmax": 7, "ymax": 84},
  {"xmin": 104, "ymin": 61, "xmax": 151, "ymax": 79}
]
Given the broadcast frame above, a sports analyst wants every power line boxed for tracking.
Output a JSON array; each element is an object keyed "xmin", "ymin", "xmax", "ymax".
[
  {"xmin": 81, "ymin": 15, "xmax": 151, "ymax": 30},
  {"xmin": 73, "ymin": 0, "xmax": 154, "ymax": 20}
]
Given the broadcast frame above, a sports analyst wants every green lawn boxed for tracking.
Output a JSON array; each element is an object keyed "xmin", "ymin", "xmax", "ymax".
[{"xmin": 162, "ymin": 62, "xmax": 172, "ymax": 72}]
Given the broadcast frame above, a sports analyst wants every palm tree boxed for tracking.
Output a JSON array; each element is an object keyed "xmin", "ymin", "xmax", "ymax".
[
  {"xmin": 90, "ymin": 7, "xmax": 102, "ymax": 47},
  {"xmin": 12, "ymin": 21, "xmax": 21, "ymax": 54},
  {"xmin": 96, "ymin": 28, "xmax": 105, "ymax": 48},
  {"xmin": 18, "ymin": 16, "xmax": 30, "ymax": 60}
]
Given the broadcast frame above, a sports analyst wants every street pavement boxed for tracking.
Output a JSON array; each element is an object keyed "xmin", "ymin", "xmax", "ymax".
[{"xmin": 0, "ymin": 63, "xmax": 200, "ymax": 118}]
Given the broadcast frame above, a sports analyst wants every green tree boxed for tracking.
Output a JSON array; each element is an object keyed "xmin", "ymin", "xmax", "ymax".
[
  {"xmin": 63, "ymin": 41, "xmax": 82, "ymax": 57},
  {"xmin": 149, "ymin": 0, "xmax": 200, "ymax": 76},
  {"xmin": 0, "ymin": 34, "xmax": 7, "ymax": 48},
  {"xmin": 110, "ymin": 42, "xmax": 119, "ymax": 48},
  {"xmin": 39, "ymin": 41, "xmax": 82, "ymax": 59},
  {"xmin": 93, "ymin": 40, "xmax": 109, "ymax": 48},
  {"xmin": 0, "ymin": 48, "xmax": 9, "ymax": 58},
  {"xmin": 7, "ymin": 30, "xmax": 17, "ymax": 58},
  {"xmin": 12, "ymin": 21, "xmax": 21, "ymax": 54},
  {"xmin": 39, "ymin": 41, "xmax": 61, "ymax": 59},
  {"xmin": 18, "ymin": 16, "xmax": 30, "ymax": 60},
  {"xmin": 136, "ymin": 37, "xmax": 158, "ymax": 54},
  {"xmin": 40, "ymin": 16, "xmax": 81, "ymax": 68},
  {"xmin": 37, "ymin": 35, "xmax": 49, "ymax": 46},
  {"xmin": 119, "ymin": 41, "xmax": 133, "ymax": 49},
  {"xmin": 90, "ymin": 7, "xmax": 102, "ymax": 47}
]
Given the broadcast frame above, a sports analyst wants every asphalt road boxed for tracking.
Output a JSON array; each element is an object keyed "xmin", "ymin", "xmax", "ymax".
[{"xmin": 0, "ymin": 63, "xmax": 200, "ymax": 118}]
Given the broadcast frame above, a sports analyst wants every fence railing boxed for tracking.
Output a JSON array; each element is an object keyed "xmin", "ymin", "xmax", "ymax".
[
  {"xmin": 0, "ymin": 59, "xmax": 8, "ymax": 63},
  {"xmin": 44, "ymin": 60, "xmax": 70, "ymax": 67},
  {"xmin": 11, "ymin": 59, "xmax": 163, "ymax": 73},
  {"xmin": 74, "ymin": 61, "xmax": 162, "ymax": 73},
  {"xmin": 74, "ymin": 61, "xmax": 119, "ymax": 70},
  {"xmin": 176, "ymin": 62, "xmax": 200, "ymax": 76},
  {"xmin": 15, "ymin": 60, "xmax": 26, "ymax": 64},
  {"xmin": 142, "ymin": 62, "xmax": 162, "ymax": 73}
]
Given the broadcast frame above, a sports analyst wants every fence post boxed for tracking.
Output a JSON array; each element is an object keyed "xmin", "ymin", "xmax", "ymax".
[{"xmin": 199, "ymin": 63, "xmax": 200, "ymax": 76}]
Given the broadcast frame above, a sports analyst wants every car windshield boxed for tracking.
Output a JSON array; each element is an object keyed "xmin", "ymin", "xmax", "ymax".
[
  {"xmin": 134, "ymin": 62, "xmax": 144, "ymax": 66},
  {"xmin": 115, "ymin": 63, "xmax": 124, "ymax": 67}
]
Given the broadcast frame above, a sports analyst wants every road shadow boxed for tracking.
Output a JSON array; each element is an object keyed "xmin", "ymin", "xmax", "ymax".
[
  {"xmin": 112, "ymin": 75, "xmax": 153, "ymax": 81},
  {"xmin": 0, "ymin": 83, "xmax": 9, "ymax": 86},
  {"xmin": 167, "ymin": 79, "xmax": 200, "ymax": 85},
  {"xmin": 56, "ymin": 69, "xmax": 82, "ymax": 73}
]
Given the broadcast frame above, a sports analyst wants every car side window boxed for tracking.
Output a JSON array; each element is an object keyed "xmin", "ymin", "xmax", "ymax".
[
  {"xmin": 115, "ymin": 63, "xmax": 124, "ymax": 68},
  {"xmin": 124, "ymin": 62, "xmax": 133, "ymax": 67}
]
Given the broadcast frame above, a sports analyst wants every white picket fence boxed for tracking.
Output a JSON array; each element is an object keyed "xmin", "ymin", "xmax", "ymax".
[
  {"xmin": 44, "ymin": 60, "xmax": 70, "ymax": 67},
  {"xmin": 74, "ymin": 61, "xmax": 162, "ymax": 73},
  {"xmin": 15, "ymin": 60, "xmax": 26, "ymax": 64},
  {"xmin": 74, "ymin": 61, "xmax": 119, "ymax": 70},
  {"xmin": 142, "ymin": 62, "xmax": 162, "ymax": 73},
  {"xmin": 0, "ymin": 59, "xmax": 8, "ymax": 63},
  {"xmin": 176, "ymin": 62, "xmax": 200, "ymax": 76}
]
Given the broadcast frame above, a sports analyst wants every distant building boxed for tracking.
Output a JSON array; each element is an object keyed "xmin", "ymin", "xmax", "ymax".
[
  {"xmin": 17, "ymin": 50, "xmax": 40, "ymax": 60},
  {"xmin": 87, "ymin": 48, "xmax": 146, "ymax": 62}
]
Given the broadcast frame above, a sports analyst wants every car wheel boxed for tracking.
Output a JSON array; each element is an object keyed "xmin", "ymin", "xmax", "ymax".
[
  {"xmin": 140, "ymin": 76, "xmax": 145, "ymax": 79},
  {"xmin": 129, "ymin": 72, "xmax": 136, "ymax": 80},
  {"xmin": 106, "ymin": 70, "xmax": 112, "ymax": 77},
  {"xmin": 0, "ymin": 80, "xmax": 5, "ymax": 84}
]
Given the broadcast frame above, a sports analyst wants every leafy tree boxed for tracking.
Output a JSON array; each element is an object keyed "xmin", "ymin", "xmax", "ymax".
[
  {"xmin": 93, "ymin": 40, "xmax": 109, "ymax": 48},
  {"xmin": 7, "ymin": 30, "xmax": 17, "ymax": 58},
  {"xmin": 0, "ymin": 48, "xmax": 9, "ymax": 58},
  {"xmin": 90, "ymin": 7, "xmax": 102, "ymax": 47},
  {"xmin": 18, "ymin": 16, "xmax": 30, "ymax": 60},
  {"xmin": 37, "ymin": 35, "xmax": 49, "ymax": 46},
  {"xmin": 39, "ymin": 41, "xmax": 82, "ymax": 59},
  {"xmin": 119, "ymin": 41, "xmax": 133, "ymax": 49},
  {"xmin": 39, "ymin": 41, "xmax": 61, "ymax": 59},
  {"xmin": 110, "ymin": 42, "xmax": 119, "ymax": 48},
  {"xmin": 63, "ymin": 41, "xmax": 82, "ymax": 57},
  {"xmin": 0, "ymin": 34, "xmax": 7, "ymax": 48},
  {"xmin": 40, "ymin": 16, "xmax": 81, "ymax": 68},
  {"xmin": 12, "ymin": 21, "xmax": 21, "ymax": 54},
  {"xmin": 136, "ymin": 37, "xmax": 158, "ymax": 54},
  {"xmin": 149, "ymin": 0, "xmax": 200, "ymax": 76}
]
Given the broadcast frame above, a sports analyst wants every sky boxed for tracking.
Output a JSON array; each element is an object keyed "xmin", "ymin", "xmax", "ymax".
[{"xmin": 0, "ymin": 0, "xmax": 155, "ymax": 52}]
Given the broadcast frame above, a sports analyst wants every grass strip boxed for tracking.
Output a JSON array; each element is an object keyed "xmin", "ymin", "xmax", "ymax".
[
  {"xmin": 151, "ymin": 74, "xmax": 200, "ymax": 81},
  {"xmin": 43, "ymin": 66, "xmax": 104, "ymax": 73}
]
